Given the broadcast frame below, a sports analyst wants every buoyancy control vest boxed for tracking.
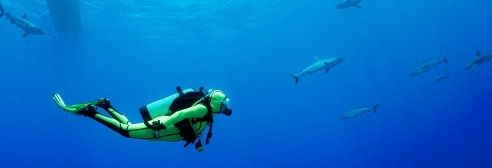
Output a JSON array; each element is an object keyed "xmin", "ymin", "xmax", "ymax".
[{"xmin": 139, "ymin": 86, "xmax": 215, "ymax": 150}]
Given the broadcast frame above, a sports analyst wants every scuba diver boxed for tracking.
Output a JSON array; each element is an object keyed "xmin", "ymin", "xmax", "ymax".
[{"xmin": 52, "ymin": 86, "xmax": 232, "ymax": 152}]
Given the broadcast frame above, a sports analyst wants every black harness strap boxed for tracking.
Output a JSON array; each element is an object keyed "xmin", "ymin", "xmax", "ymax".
[
  {"xmin": 199, "ymin": 97, "xmax": 214, "ymax": 145},
  {"xmin": 139, "ymin": 105, "xmax": 166, "ymax": 138},
  {"xmin": 206, "ymin": 116, "xmax": 214, "ymax": 145}
]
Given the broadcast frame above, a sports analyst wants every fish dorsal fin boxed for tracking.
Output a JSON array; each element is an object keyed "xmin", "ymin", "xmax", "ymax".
[
  {"xmin": 23, "ymin": 13, "xmax": 27, "ymax": 19},
  {"xmin": 315, "ymin": 56, "xmax": 320, "ymax": 61},
  {"xmin": 476, "ymin": 50, "xmax": 481, "ymax": 56},
  {"xmin": 422, "ymin": 60, "xmax": 426, "ymax": 63}
]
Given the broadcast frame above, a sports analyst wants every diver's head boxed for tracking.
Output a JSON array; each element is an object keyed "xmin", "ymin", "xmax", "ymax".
[{"xmin": 208, "ymin": 90, "xmax": 232, "ymax": 116}]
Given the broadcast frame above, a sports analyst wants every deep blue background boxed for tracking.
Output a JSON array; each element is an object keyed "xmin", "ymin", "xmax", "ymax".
[{"xmin": 1, "ymin": 0, "xmax": 491, "ymax": 167}]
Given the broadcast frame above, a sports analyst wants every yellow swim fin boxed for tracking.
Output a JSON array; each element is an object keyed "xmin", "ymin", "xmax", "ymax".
[
  {"xmin": 52, "ymin": 93, "xmax": 96, "ymax": 115},
  {"xmin": 53, "ymin": 93, "xmax": 69, "ymax": 111}
]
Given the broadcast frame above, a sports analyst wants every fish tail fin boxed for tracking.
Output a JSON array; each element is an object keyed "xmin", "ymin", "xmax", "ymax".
[
  {"xmin": 287, "ymin": 72, "xmax": 299, "ymax": 84},
  {"xmin": 372, "ymin": 101, "xmax": 380, "ymax": 113},
  {"xmin": 0, "ymin": 3, "xmax": 4, "ymax": 18},
  {"xmin": 442, "ymin": 51, "xmax": 448, "ymax": 63}
]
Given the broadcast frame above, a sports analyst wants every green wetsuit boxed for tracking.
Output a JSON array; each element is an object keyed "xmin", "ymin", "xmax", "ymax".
[{"xmin": 84, "ymin": 102, "xmax": 210, "ymax": 141}]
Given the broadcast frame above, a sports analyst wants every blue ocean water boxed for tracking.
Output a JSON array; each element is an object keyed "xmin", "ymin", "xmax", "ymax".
[{"xmin": 1, "ymin": 0, "xmax": 492, "ymax": 167}]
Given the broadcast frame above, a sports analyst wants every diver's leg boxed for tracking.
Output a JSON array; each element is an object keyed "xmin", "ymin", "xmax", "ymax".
[
  {"xmin": 77, "ymin": 106, "xmax": 129, "ymax": 137},
  {"xmin": 79, "ymin": 106, "xmax": 150, "ymax": 138},
  {"xmin": 93, "ymin": 98, "xmax": 130, "ymax": 124},
  {"xmin": 106, "ymin": 107, "xmax": 130, "ymax": 124}
]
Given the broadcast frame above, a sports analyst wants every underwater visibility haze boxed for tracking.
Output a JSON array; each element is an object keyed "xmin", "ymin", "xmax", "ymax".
[{"xmin": 0, "ymin": 0, "xmax": 492, "ymax": 167}]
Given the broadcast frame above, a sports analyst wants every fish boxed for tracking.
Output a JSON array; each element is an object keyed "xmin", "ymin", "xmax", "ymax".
[
  {"xmin": 337, "ymin": 0, "xmax": 363, "ymax": 9},
  {"xmin": 0, "ymin": 3, "xmax": 44, "ymax": 37},
  {"xmin": 287, "ymin": 57, "xmax": 345, "ymax": 84},
  {"xmin": 410, "ymin": 51, "xmax": 448, "ymax": 76},
  {"xmin": 341, "ymin": 101, "xmax": 380, "ymax": 119},
  {"xmin": 464, "ymin": 50, "xmax": 492, "ymax": 70},
  {"xmin": 434, "ymin": 73, "xmax": 449, "ymax": 83}
]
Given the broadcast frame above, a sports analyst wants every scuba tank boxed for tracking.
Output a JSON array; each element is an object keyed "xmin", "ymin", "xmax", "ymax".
[{"xmin": 139, "ymin": 88, "xmax": 195, "ymax": 122}]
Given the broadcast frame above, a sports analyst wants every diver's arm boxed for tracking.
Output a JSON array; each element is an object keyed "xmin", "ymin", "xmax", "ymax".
[
  {"xmin": 127, "ymin": 105, "xmax": 207, "ymax": 139},
  {"xmin": 159, "ymin": 104, "xmax": 208, "ymax": 128}
]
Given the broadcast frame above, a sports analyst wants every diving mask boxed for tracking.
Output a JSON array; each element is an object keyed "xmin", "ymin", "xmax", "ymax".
[{"xmin": 219, "ymin": 97, "xmax": 232, "ymax": 116}]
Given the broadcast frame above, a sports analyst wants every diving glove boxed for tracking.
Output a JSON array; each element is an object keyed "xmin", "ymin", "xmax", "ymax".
[{"xmin": 52, "ymin": 93, "xmax": 104, "ymax": 115}]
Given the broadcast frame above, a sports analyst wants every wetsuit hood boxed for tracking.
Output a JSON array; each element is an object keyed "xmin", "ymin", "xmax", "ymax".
[{"xmin": 208, "ymin": 90, "xmax": 232, "ymax": 116}]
